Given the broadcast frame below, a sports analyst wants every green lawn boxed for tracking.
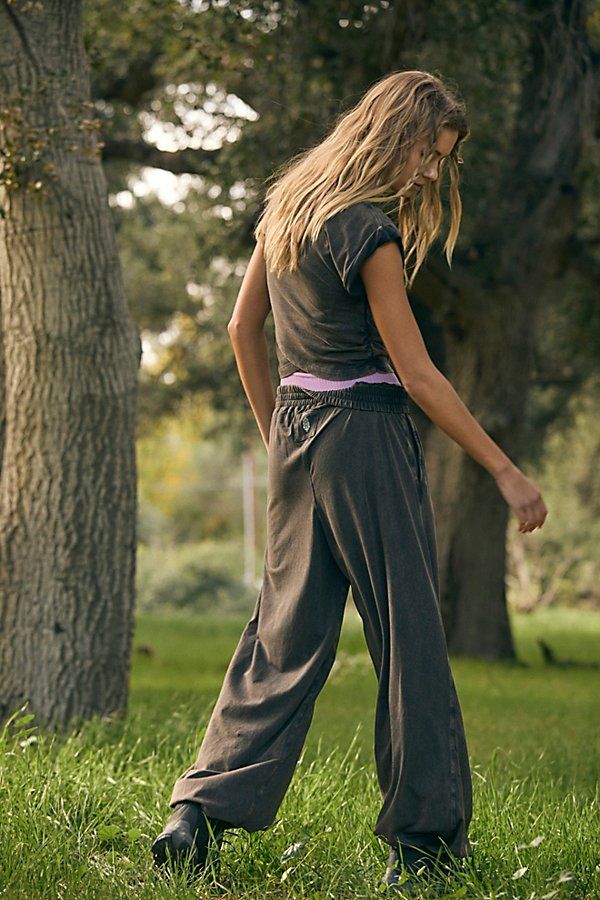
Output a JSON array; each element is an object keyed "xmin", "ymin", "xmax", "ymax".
[{"xmin": 1, "ymin": 606, "xmax": 598, "ymax": 898}]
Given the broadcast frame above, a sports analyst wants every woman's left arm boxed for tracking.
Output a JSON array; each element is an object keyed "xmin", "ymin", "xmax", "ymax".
[
  {"xmin": 361, "ymin": 241, "xmax": 548, "ymax": 533},
  {"xmin": 227, "ymin": 240, "xmax": 276, "ymax": 449}
]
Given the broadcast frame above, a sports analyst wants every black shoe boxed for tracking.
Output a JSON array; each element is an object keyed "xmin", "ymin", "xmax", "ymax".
[
  {"xmin": 378, "ymin": 845, "xmax": 448, "ymax": 895},
  {"xmin": 151, "ymin": 800, "xmax": 228, "ymax": 876}
]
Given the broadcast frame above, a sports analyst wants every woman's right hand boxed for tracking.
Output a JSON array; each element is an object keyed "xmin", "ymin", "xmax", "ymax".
[{"xmin": 494, "ymin": 463, "xmax": 548, "ymax": 533}]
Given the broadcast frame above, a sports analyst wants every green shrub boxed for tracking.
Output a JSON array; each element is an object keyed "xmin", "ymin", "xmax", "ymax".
[{"xmin": 136, "ymin": 541, "xmax": 258, "ymax": 614}]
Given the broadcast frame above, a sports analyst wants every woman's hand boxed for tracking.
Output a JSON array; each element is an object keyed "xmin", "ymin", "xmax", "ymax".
[{"xmin": 494, "ymin": 463, "xmax": 548, "ymax": 533}]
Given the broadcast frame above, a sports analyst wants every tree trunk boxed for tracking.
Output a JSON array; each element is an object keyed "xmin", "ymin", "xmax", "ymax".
[
  {"xmin": 430, "ymin": 297, "xmax": 531, "ymax": 660},
  {"xmin": 0, "ymin": 0, "xmax": 141, "ymax": 729},
  {"xmin": 412, "ymin": 298, "xmax": 518, "ymax": 660}
]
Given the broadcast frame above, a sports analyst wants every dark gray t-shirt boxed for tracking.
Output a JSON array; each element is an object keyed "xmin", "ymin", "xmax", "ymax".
[{"xmin": 265, "ymin": 201, "xmax": 405, "ymax": 380}]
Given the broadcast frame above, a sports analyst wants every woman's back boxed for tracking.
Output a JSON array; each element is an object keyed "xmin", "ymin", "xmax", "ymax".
[{"xmin": 265, "ymin": 201, "xmax": 405, "ymax": 383}]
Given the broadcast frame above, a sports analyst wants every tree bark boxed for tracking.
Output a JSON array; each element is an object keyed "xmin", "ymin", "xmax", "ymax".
[
  {"xmin": 428, "ymin": 297, "xmax": 528, "ymax": 660},
  {"xmin": 0, "ymin": 0, "xmax": 142, "ymax": 729}
]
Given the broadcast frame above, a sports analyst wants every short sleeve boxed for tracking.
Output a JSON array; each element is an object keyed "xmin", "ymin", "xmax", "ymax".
[{"xmin": 324, "ymin": 202, "xmax": 405, "ymax": 294}]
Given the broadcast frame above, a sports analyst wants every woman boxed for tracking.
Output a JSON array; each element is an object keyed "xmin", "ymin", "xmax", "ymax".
[{"xmin": 152, "ymin": 70, "xmax": 548, "ymax": 895}]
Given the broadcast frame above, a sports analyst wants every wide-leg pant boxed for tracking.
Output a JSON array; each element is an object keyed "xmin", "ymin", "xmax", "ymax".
[{"xmin": 169, "ymin": 382, "xmax": 473, "ymax": 863}]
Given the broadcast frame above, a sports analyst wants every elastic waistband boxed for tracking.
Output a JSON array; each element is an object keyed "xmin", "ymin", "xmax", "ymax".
[{"xmin": 275, "ymin": 382, "xmax": 410, "ymax": 413}]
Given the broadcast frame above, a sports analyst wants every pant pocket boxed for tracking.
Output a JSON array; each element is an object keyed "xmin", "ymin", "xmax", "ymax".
[
  {"xmin": 290, "ymin": 404, "xmax": 345, "ymax": 444},
  {"xmin": 404, "ymin": 413, "xmax": 426, "ymax": 485}
]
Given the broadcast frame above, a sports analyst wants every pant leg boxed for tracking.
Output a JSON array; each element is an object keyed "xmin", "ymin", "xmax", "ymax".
[
  {"xmin": 169, "ymin": 402, "xmax": 350, "ymax": 830},
  {"xmin": 306, "ymin": 404, "xmax": 473, "ymax": 861}
]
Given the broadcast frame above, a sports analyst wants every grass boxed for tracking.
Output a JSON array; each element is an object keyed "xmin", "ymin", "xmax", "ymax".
[{"xmin": 0, "ymin": 606, "xmax": 598, "ymax": 898}]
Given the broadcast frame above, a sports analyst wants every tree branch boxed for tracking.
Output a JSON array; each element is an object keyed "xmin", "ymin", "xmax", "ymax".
[{"xmin": 101, "ymin": 137, "xmax": 222, "ymax": 177}]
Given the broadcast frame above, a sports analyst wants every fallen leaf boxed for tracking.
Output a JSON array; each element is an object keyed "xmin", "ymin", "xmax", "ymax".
[
  {"xmin": 280, "ymin": 840, "xmax": 306, "ymax": 861},
  {"xmin": 556, "ymin": 871, "xmax": 573, "ymax": 883}
]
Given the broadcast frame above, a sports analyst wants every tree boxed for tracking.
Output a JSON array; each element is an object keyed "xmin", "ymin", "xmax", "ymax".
[{"xmin": 0, "ymin": 0, "xmax": 141, "ymax": 728}]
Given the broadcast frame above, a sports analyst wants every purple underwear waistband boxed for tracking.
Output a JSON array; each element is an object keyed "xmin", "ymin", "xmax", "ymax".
[{"xmin": 280, "ymin": 370, "xmax": 402, "ymax": 391}]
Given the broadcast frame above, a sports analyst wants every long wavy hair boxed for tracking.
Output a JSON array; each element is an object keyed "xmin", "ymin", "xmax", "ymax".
[{"xmin": 254, "ymin": 70, "xmax": 469, "ymax": 290}]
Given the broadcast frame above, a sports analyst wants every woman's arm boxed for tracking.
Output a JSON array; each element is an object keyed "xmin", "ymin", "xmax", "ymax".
[
  {"xmin": 361, "ymin": 242, "xmax": 547, "ymax": 533},
  {"xmin": 227, "ymin": 240, "xmax": 275, "ymax": 450}
]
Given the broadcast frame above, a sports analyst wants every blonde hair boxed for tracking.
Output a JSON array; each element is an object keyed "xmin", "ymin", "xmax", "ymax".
[{"xmin": 254, "ymin": 70, "xmax": 469, "ymax": 290}]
